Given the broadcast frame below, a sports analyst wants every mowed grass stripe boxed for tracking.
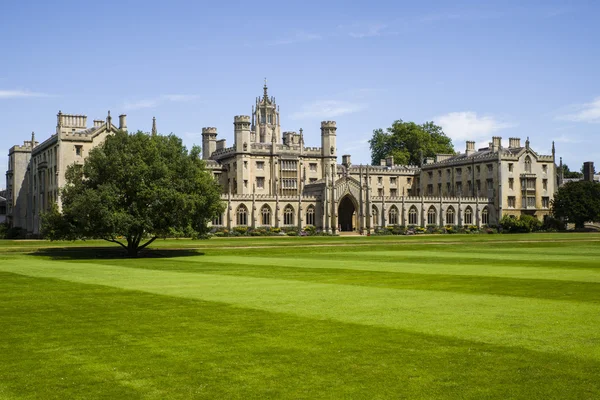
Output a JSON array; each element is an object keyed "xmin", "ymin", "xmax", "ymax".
[
  {"xmin": 174, "ymin": 255, "xmax": 600, "ymax": 283},
  {"xmin": 94, "ymin": 260, "xmax": 600, "ymax": 303},
  {"xmin": 3, "ymin": 273, "xmax": 599, "ymax": 399},
  {"xmin": 2, "ymin": 260, "xmax": 600, "ymax": 361}
]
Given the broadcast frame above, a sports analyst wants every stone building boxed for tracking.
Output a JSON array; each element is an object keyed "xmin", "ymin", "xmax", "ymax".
[
  {"xmin": 5, "ymin": 111, "xmax": 124, "ymax": 234},
  {"xmin": 5, "ymin": 83, "xmax": 558, "ymax": 235},
  {"xmin": 202, "ymin": 83, "xmax": 558, "ymax": 233}
]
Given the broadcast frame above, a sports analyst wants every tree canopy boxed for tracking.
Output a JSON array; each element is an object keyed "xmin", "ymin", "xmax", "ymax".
[
  {"xmin": 42, "ymin": 130, "xmax": 224, "ymax": 256},
  {"xmin": 551, "ymin": 181, "xmax": 600, "ymax": 229},
  {"xmin": 560, "ymin": 164, "xmax": 584, "ymax": 179},
  {"xmin": 368, "ymin": 120, "xmax": 455, "ymax": 166}
]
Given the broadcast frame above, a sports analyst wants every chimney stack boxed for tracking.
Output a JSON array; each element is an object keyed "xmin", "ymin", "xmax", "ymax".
[
  {"xmin": 492, "ymin": 136, "xmax": 502, "ymax": 152},
  {"xmin": 508, "ymin": 137, "xmax": 521, "ymax": 148},
  {"xmin": 465, "ymin": 141, "xmax": 475, "ymax": 156},
  {"xmin": 119, "ymin": 114, "xmax": 127, "ymax": 131},
  {"xmin": 583, "ymin": 162, "xmax": 595, "ymax": 182},
  {"xmin": 342, "ymin": 154, "xmax": 352, "ymax": 168}
]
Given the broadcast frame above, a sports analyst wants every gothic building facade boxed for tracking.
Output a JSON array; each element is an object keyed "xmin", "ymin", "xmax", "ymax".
[{"xmin": 5, "ymin": 83, "xmax": 558, "ymax": 235}]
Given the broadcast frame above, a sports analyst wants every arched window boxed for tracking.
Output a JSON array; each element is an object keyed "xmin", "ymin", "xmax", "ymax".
[
  {"xmin": 306, "ymin": 205, "xmax": 315, "ymax": 226},
  {"xmin": 212, "ymin": 213, "xmax": 223, "ymax": 226},
  {"xmin": 261, "ymin": 205, "xmax": 271, "ymax": 226},
  {"xmin": 236, "ymin": 204, "xmax": 248, "ymax": 226},
  {"xmin": 284, "ymin": 205, "xmax": 294, "ymax": 225},
  {"xmin": 482, "ymin": 207, "xmax": 489, "ymax": 225},
  {"xmin": 408, "ymin": 206, "xmax": 418, "ymax": 225},
  {"xmin": 388, "ymin": 206, "xmax": 399, "ymax": 225},
  {"xmin": 446, "ymin": 206, "xmax": 455, "ymax": 225},
  {"xmin": 372, "ymin": 205, "xmax": 379, "ymax": 227},
  {"xmin": 427, "ymin": 206, "xmax": 437, "ymax": 225},
  {"xmin": 524, "ymin": 156, "xmax": 532, "ymax": 173},
  {"xmin": 464, "ymin": 206, "xmax": 473, "ymax": 225}
]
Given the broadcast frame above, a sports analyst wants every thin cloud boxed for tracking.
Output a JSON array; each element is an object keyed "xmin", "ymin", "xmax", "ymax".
[
  {"xmin": 291, "ymin": 100, "xmax": 366, "ymax": 120},
  {"xmin": 337, "ymin": 23, "xmax": 397, "ymax": 39},
  {"xmin": 123, "ymin": 94, "xmax": 200, "ymax": 111},
  {"xmin": 267, "ymin": 31, "xmax": 321, "ymax": 46},
  {"xmin": 556, "ymin": 97, "xmax": 600, "ymax": 123},
  {"xmin": 433, "ymin": 111, "xmax": 516, "ymax": 142},
  {"xmin": 552, "ymin": 134, "xmax": 582, "ymax": 144},
  {"xmin": 0, "ymin": 89, "xmax": 51, "ymax": 99}
]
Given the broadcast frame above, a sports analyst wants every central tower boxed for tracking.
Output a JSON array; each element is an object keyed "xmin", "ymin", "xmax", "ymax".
[{"xmin": 252, "ymin": 79, "xmax": 281, "ymax": 144}]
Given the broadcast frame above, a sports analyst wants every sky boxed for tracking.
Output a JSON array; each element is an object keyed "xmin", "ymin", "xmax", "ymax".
[{"xmin": 1, "ymin": 0, "xmax": 600, "ymax": 189}]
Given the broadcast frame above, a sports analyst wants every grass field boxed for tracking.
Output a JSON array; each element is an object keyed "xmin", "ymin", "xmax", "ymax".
[{"xmin": 1, "ymin": 233, "xmax": 600, "ymax": 399}]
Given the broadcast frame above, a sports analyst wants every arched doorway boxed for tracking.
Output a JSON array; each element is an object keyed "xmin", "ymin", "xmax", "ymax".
[{"xmin": 338, "ymin": 196, "xmax": 356, "ymax": 232}]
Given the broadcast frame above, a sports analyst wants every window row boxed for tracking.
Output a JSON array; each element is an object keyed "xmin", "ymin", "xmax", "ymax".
[
  {"xmin": 372, "ymin": 205, "xmax": 489, "ymax": 226},
  {"xmin": 213, "ymin": 204, "xmax": 316, "ymax": 227}
]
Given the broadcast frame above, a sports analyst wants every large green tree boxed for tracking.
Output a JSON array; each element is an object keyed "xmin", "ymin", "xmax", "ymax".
[
  {"xmin": 42, "ymin": 130, "xmax": 224, "ymax": 256},
  {"xmin": 551, "ymin": 181, "xmax": 600, "ymax": 229},
  {"xmin": 368, "ymin": 120, "xmax": 454, "ymax": 166}
]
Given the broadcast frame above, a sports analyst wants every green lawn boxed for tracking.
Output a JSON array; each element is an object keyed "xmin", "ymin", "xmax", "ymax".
[{"xmin": 1, "ymin": 233, "xmax": 599, "ymax": 399}]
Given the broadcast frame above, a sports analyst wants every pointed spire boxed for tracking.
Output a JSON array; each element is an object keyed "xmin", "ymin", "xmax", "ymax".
[
  {"xmin": 107, "ymin": 110, "xmax": 112, "ymax": 126},
  {"xmin": 263, "ymin": 77, "xmax": 268, "ymax": 100},
  {"xmin": 151, "ymin": 116, "xmax": 157, "ymax": 136},
  {"xmin": 552, "ymin": 141, "xmax": 556, "ymax": 158},
  {"xmin": 31, "ymin": 132, "xmax": 35, "ymax": 148},
  {"xmin": 525, "ymin": 136, "xmax": 530, "ymax": 149}
]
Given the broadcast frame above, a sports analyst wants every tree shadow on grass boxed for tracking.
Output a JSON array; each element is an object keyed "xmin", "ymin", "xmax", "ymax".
[{"xmin": 30, "ymin": 247, "xmax": 204, "ymax": 261}]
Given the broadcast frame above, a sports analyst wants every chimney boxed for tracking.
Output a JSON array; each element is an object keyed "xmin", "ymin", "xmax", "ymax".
[
  {"xmin": 508, "ymin": 137, "xmax": 521, "ymax": 148},
  {"xmin": 583, "ymin": 162, "xmax": 595, "ymax": 182},
  {"xmin": 342, "ymin": 154, "xmax": 352, "ymax": 168},
  {"xmin": 492, "ymin": 136, "xmax": 502, "ymax": 152},
  {"xmin": 386, "ymin": 156, "xmax": 394, "ymax": 167},
  {"xmin": 380, "ymin": 159, "xmax": 386, "ymax": 166},
  {"xmin": 465, "ymin": 141, "xmax": 475, "ymax": 156},
  {"xmin": 93, "ymin": 120, "xmax": 104, "ymax": 128},
  {"xmin": 119, "ymin": 114, "xmax": 127, "ymax": 131}
]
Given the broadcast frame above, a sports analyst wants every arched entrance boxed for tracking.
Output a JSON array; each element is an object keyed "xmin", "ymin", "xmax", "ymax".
[{"xmin": 338, "ymin": 195, "xmax": 357, "ymax": 232}]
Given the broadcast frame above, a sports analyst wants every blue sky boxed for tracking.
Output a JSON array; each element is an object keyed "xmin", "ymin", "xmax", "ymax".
[{"xmin": 2, "ymin": 0, "xmax": 599, "ymax": 188}]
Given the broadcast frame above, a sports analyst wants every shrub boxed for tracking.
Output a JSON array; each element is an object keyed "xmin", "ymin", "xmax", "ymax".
[
  {"xmin": 234, "ymin": 226, "xmax": 248, "ymax": 235},
  {"xmin": 542, "ymin": 216, "xmax": 566, "ymax": 232},
  {"xmin": 500, "ymin": 215, "xmax": 542, "ymax": 233}
]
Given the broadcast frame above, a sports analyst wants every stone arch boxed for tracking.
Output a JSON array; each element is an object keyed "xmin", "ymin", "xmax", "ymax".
[
  {"xmin": 427, "ymin": 205, "xmax": 437, "ymax": 225},
  {"xmin": 408, "ymin": 205, "xmax": 418, "ymax": 226},
  {"xmin": 371, "ymin": 204, "xmax": 380, "ymax": 227},
  {"xmin": 260, "ymin": 204, "xmax": 272, "ymax": 226},
  {"xmin": 283, "ymin": 204, "xmax": 295, "ymax": 226},
  {"xmin": 388, "ymin": 205, "xmax": 399, "ymax": 225},
  {"xmin": 482, "ymin": 206, "xmax": 490, "ymax": 225},
  {"xmin": 305, "ymin": 204, "xmax": 316, "ymax": 226},
  {"xmin": 464, "ymin": 206, "xmax": 473, "ymax": 226},
  {"xmin": 236, "ymin": 204, "xmax": 248, "ymax": 226},
  {"xmin": 338, "ymin": 194, "xmax": 358, "ymax": 232},
  {"xmin": 446, "ymin": 206, "xmax": 456, "ymax": 225}
]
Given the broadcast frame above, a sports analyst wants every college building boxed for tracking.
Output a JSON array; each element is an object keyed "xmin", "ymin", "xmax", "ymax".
[{"xmin": 5, "ymin": 83, "xmax": 559, "ymax": 235}]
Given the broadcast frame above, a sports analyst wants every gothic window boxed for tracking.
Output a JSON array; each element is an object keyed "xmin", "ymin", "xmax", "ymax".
[
  {"xmin": 427, "ymin": 206, "xmax": 437, "ymax": 225},
  {"xmin": 256, "ymin": 177, "xmax": 265, "ymax": 189},
  {"xmin": 372, "ymin": 205, "xmax": 379, "ymax": 226},
  {"xmin": 388, "ymin": 206, "xmax": 399, "ymax": 225},
  {"xmin": 446, "ymin": 206, "xmax": 455, "ymax": 225},
  {"xmin": 408, "ymin": 206, "xmax": 418, "ymax": 225},
  {"xmin": 236, "ymin": 204, "xmax": 248, "ymax": 226},
  {"xmin": 482, "ymin": 207, "xmax": 489, "ymax": 225},
  {"xmin": 212, "ymin": 213, "xmax": 223, "ymax": 226},
  {"xmin": 306, "ymin": 205, "xmax": 315, "ymax": 226},
  {"xmin": 284, "ymin": 205, "xmax": 295, "ymax": 226},
  {"xmin": 524, "ymin": 156, "xmax": 532, "ymax": 173},
  {"xmin": 261, "ymin": 205, "xmax": 271, "ymax": 226},
  {"xmin": 464, "ymin": 207, "xmax": 473, "ymax": 225}
]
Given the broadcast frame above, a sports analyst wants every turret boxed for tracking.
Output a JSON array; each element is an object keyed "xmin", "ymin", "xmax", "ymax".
[
  {"xmin": 202, "ymin": 127, "xmax": 218, "ymax": 159},
  {"xmin": 321, "ymin": 121, "xmax": 337, "ymax": 157},
  {"xmin": 234, "ymin": 116, "xmax": 251, "ymax": 153},
  {"xmin": 119, "ymin": 114, "xmax": 127, "ymax": 131}
]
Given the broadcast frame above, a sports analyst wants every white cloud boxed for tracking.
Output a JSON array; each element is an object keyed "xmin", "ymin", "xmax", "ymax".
[
  {"xmin": 291, "ymin": 100, "xmax": 366, "ymax": 120},
  {"xmin": 552, "ymin": 134, "xmax": 581, "ymax": 144},
  {"xmin": 433, "ymin": 111, "xmax": 515, "ymax": 142},
  {"xmin": 123, "ymin": 94, "xmax": 200, "ymax": 111},
  {"xmin": 0, "ymin": 90, "xmax": 51, "ymax": 98},
  {"xmin": 267, "ymin": 31, "xmax": 321, "ymax": 46},
  {"xmin": 556, "ymin": 97, "xmax": 600, "ymax": 123}
]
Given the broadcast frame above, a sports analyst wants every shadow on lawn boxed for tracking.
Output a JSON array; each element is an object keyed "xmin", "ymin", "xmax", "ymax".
[{"xmin": 31, "ymin": 247, "xmax": 204, "ymax": 260}]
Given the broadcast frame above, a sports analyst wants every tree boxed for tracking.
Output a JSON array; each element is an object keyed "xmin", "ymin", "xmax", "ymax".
[
  {"xmin": 559, "ymin": 164, "xmax": 583, "ymax": 179},
  {"xmin": 551, "ymin": 181, "xmax": 600, "ymax": 229},
  {"xmin": 42, "ymin": 131, "xmax": 224, "ymax": 256},
  {"xmin": 368, "ymin": 120, "xmax": 454, "ymax": 166}
]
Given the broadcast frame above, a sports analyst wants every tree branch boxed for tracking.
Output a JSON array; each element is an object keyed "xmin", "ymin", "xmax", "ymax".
[
  {"xmin": 138, "ymin": 236, "xmax": 158, "ymax": 251},
  {"xmin": 103, "ymin": 237, "xmax": 128, "ymax": 250}
]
